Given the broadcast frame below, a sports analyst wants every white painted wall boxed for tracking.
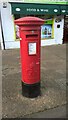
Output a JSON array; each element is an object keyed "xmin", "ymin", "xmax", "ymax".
[
  {"xmin": 0, "ymin": 4, "xmax": 4, "ymax": 50},
  {"xmin": 0, "ymin": 2, "xmax": 20, "ymax": 49},
  {"xmin": 41, "ymin": 39, "xmax": 56, "ymax": 46},
  {"xmin": 54, "ymin": 15, "xmax": 64, "ymax": 44},
  {"xmin": 0, "ymin": 22, "xmax": 4, "ymax": 50},
  {"xmin": 0, "ymin": 18, "xmax": 1, "ymax": 44}
]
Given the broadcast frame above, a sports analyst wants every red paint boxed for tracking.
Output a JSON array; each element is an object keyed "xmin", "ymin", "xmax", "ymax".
[{"xmin": 14, "ymin": 17, "xmax": 44, "ymax": 84}]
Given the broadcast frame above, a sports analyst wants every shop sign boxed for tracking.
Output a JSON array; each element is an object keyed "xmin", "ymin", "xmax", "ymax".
[
  {"xmin": 26, "ymin": 8, "xmax": 49, "ymax": 12},
  {"xmin": 11, "ymin": 2, "xmax": 68, "ymax": 15}
]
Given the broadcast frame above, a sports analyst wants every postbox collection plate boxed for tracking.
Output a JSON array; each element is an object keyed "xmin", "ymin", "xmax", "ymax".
[{"xmin": 28, "ymin": 42, "xmax": 36, "ymax": 55}]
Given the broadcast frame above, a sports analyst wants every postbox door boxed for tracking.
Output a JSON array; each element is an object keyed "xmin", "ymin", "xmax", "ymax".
[{"xmin": 20, "ymin": 30, "xmax": 41, "ymax": 84}]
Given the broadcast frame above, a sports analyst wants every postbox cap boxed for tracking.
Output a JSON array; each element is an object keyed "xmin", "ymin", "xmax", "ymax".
[{"xmin": 14, "ymin": 16, "xmax": 44, "ymax": 26}]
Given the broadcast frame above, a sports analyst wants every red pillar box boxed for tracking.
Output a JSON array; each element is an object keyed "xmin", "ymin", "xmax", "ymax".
[{"xmin": 14, "ymin": 17, "xmax": 44, "ymax": 98}]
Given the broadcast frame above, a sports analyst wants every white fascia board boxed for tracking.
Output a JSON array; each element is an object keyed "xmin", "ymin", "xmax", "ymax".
[{"xmin": 0, "ymin": 0, "xmax": 24, "ymax": 3}]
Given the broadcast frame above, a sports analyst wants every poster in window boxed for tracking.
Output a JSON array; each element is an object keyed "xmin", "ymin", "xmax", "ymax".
[
  {"xmin": 15, "ymin": 25, "xmax": 20, "ymax": 39},
  {"xmin": 41, "ymin": 24, "xmax": 52, "ymax": 39}
]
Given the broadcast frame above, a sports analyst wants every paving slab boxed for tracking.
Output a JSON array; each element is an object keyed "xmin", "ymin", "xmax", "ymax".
[
  {"xmin": 2, "ymin": 44, "xmax": 67, "ymax": 118},
  {"xmin": 24, "ymin": 105, "xmax": 66, "ymax": 118}
]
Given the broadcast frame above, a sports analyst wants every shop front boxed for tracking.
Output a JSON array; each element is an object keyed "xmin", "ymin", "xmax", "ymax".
[{"xmin": 0, "ymin": 1, "xmax": 68, "ymax": 49}]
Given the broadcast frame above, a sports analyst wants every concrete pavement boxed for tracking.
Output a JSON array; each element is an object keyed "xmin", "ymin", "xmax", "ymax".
[
  {"xmin": 2, "ymin": 44, "xmax": 67, "ymax": 118},
  {"xmin": 0, "ymin": 50, "xmax": 2, "ymax": 120},
  {"xmin": 24, "ymin": 105, "xmax": 66, "ymax": 118}
]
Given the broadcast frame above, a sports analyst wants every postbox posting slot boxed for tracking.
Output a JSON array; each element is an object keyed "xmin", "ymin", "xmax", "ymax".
[{"xmin": 26, "ymin": 34, "xmax": 38, "ymax": 39}]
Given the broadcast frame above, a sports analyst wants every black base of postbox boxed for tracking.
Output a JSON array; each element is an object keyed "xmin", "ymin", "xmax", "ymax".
[{"xmin": 21, "ymin": 82, "xmax": 41, "ymax": 98}]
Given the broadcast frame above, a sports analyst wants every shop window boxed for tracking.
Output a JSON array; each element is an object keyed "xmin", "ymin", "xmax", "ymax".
[
  {"xmin": 14, "ymin": 14, "xmax": 21, "ymax": 40},
  {"xmin": 41, "ymin": 18, "xmax": 54, "ymax": 39}
]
